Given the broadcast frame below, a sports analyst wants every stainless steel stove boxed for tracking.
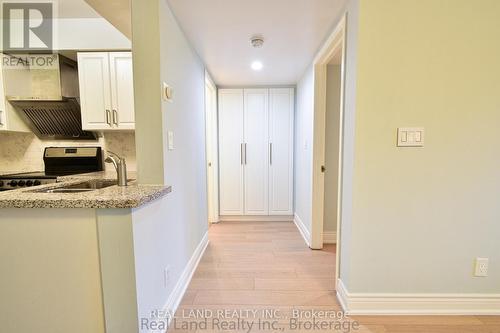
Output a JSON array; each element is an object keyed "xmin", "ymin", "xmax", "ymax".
[{"xmin": 0, "ymin": 147, "xmax": 103, "ymax": 191}]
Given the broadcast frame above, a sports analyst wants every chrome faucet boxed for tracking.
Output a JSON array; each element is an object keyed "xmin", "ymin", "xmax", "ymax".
[{"xmin": 105, "ymin": 151, "xmax": 128, "ymax": 186}]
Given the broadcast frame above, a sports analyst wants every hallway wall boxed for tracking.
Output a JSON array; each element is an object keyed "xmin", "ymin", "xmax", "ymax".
[
  {"xmin": 131, "ymin": 0, "xmax": 208, "ymax": 322},
  {"xmin": 294, "ymin": 0, "xmax": 359, "ymax": 256},
  {"xmin": 294, "ymin": 66, "xmax": 314, "ymax": 236},
  {"xmin": 348, "ymin": 0, "xmax": 500, "ymax": 294}
]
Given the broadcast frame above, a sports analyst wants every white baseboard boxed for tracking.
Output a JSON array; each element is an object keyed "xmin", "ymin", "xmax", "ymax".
[
  {"xmin": 219, "ymin": 215, "xmax": 293, "ymax": 222},
  {"xmin": 322, "ymin": 231, "xmax": 337, "ymax": 244},
  {"xmin": 336, "ymin": 279, "xmax": 500, "ymax": 315},
  {"xmin": 209, "ymin": 218, "xmax": 220, "ymax": 224},
  {"xmin": 162, "ymin": 232, "xmax": 209, "ymax": 319},
  {"xmin": 293, "ymin": 213, "xmax": 311, "ymax": 247}
]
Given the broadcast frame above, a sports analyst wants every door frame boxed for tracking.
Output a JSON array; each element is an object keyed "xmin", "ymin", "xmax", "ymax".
[
  {"xmin": 205, "ymin": 71, "xmax": 219, "ymax": 223},
  {"xmin": 310, "ymin": 15, "xmax": 347, "ymax": 283}
]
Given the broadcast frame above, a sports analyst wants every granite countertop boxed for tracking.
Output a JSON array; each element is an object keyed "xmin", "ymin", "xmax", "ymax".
[
  {"xmin": 0, "ymin": 171, "xmax": 172, "ymax": 209},
  {"xmin": 0, "ymin": 171, "xmax": 17, "ymax": 176}
]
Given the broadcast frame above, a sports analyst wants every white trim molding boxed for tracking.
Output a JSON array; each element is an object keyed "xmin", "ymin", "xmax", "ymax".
[
  {"xmin": 310, "ymin": 13, "xmax": 347, "ymax": 251},
  {"xmin": 336, "ymin": 279, "xmax": 500, "ymax": 315},
  {"xmin": 163, "ymin": 232, "xmax": 209, "ymax": 319},
  {"xmin": 293, "ymin": 213, "xmax": 311, "ymax": 247},
  {"xmin": 322, "ymin": 231, "xmax": 337, "ymax": 244},
  {"xmin": 219, "ymin": 215, "xmax": 293, "ymax": 222}
]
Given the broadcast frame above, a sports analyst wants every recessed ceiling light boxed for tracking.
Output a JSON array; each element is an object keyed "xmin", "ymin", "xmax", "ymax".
[{"xmin": 251, "ymin": 61, "xmax": 263, "ymax": 71}]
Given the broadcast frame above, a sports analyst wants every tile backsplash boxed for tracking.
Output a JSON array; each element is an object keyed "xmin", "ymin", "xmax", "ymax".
[{"xmin": 0, "ymin": 131, "xmax": 136, "ymax": 172}]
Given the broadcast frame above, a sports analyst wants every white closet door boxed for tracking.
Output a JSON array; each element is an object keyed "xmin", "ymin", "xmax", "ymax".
[
  {"xmin": 243, "ymin": 89, "xmax": 269, "ymax": 215},
  {"xmin": 218, "ymin": 89, "xmax": 244, "ymax": 215},
  {"xmin": 269, "ymin": 88, "xmax": 294, "ymax": 215}
]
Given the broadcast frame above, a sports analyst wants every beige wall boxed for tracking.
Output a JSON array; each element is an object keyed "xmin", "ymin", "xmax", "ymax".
[
  {"xmin": 131, "ymin": 0, "xmax": 164, "ymax": 185},
  {"xmin": 323, "ymin": 64, "xmax": 342, "ymax": 232},
  {"xmin": 344, "ymin": 0, "xmax": 500, "ymax": 293},
  {"xmin": 0, "ymin": 209, "xmax": 105, "ymax": 333},
  {"xmin": 0, "ymin": 132, "xmax": 136, "ymax": 173}
]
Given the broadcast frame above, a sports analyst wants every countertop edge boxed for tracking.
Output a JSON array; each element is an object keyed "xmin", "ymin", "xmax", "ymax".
[{"xmin": 0, "ymin": 171, "xmax": 172, "ymax": 209}]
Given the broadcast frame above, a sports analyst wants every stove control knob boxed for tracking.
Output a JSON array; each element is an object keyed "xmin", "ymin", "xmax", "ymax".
[
  {"xmin": 18, "ymin": 180, "xmax": 26, "ymax": 187},
  {"xmin": 26, "ymin": 180, "xmax": 34, "ymax": 187},
  {"xmin": 33, "ymin": 180, "xmax": 42, "ymax": 186},
  {"xmin": 9, "ymin": 180, "xmax": 18, "ymax": 187}
]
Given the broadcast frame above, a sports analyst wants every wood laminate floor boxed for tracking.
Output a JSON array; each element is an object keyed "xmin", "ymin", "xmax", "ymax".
[{"xmin": 168, "ymin": 221, "xmax": 499, "ymax": 332}]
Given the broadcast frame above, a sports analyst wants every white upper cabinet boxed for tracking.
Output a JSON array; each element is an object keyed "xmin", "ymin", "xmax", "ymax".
[
  {"xmin": 0, "ymin": 62, "xmax": 6, "ymax": 131},
  {"xmin": 269, "ymin": 88, "xmax": 294, "ymax": 215},
  {"xmin": 109, "ymin": 53, "xmax": 135, "ymax": 129},
  {"xmin": 78, "ymin": 52, "xmax": 112, "ymax": 130},
  {"xmin": 0, "ymin": 54, "xmax": 29, "ymax": 132},
  {"xmin": 78, "ymin": 52, "xmax": 134, "ymax": 130}
]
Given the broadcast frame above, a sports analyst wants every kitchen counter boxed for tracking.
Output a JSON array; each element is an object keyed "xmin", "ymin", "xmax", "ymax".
[
  {"xmin": 0, "ymin": 170, "xmax": 173, "ymax": 333},
  {"xmin": 0, "ymin": 171, "xmax": 171, "ymax": 209},
  {"xmin": 0, "ymin": 171, "xmax": 18, "ymax": 176}
]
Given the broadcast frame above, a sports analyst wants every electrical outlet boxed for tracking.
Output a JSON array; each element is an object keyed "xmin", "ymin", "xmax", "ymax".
[
  {"xmin": 474, "ymin": 258, "xmax": 489, "ymax": 277},
  {"xmin": 164, "ymin": 266, "xmax": 170, "ymax": 288}
]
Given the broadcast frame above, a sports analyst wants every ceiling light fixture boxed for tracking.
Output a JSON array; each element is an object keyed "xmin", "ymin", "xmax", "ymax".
[{"xmin": 251, "ymin": 61, "xmax": 263, "ymax": 71}]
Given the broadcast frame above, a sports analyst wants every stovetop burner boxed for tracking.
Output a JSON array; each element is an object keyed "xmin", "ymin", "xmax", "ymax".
[
  {"xmin": 0, "ymin": 172, "xmax": 57, "ymax": 191},
  {"xmin": 0, "ymin": 146, "xmax": 103, "ymax": 191}
]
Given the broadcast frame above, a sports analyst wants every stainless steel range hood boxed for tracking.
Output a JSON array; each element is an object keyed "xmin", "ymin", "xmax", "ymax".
[{"xmin": 6, "ymin": 54, "xmax": 96, "ymax": 140}]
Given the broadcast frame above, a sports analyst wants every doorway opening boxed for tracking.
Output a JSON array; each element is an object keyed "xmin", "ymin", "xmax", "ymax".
[
  {"xmin": 323, "ymin": 54, "xmax": 343, "ymax": 246},
  {"xmin": 205, "ymin": 72, "xmax": 219, "ymax": 224},
  {"xmin": 310, "ymin": 15, "xmax": 346, "ymax": 286}
]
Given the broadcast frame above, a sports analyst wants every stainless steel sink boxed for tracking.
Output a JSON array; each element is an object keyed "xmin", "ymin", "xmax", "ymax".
[{"xmin": 35, "ymin": 180, "xmax": 119, "ymax": 193}]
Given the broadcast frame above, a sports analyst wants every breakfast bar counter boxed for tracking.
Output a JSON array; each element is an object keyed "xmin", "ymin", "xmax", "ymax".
[
  {"xmin": 0, "ymin": 171, "xmax": 171, "ymax": 208},
  {"xmin": 0, "ymin": 170, "xmax": 172, "ymax": 333}
]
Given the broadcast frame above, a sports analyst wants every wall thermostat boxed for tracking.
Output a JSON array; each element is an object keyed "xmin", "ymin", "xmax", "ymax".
[{"xmin": 162, "ymin": 82, "xmax": 173, "ymax": 102}]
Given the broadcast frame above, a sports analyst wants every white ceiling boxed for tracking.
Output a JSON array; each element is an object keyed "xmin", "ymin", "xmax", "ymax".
[
  {"xmin": 167, "ymin": 0, "xmax": 347, "ymax": 86},
  {"xmin": 84, "ymin": 0, "xmax": 132, "ymax": 37},
  {"xmin": 56, "ymin": 0, "xmax": 101, "ymax": 18}
]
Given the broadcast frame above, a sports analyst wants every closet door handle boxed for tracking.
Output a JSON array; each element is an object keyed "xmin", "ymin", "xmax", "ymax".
[
  {"xmin": 112, "ymin": 109, "xmax": 118, "ymax": 126},
  {"xmin": 105, "ymin": 109, "xmax": 111, "ymax": 126},
  {"xmin": 270, "ymin": 143, "xmax": 273, "ymax": 165},
  {"xmin": 240, "ymin": 143, "xmax": 244, "ymax": 165},
  {"xmin": 244, "ymin": 143, "xmax": 247, "ymax": 165}
]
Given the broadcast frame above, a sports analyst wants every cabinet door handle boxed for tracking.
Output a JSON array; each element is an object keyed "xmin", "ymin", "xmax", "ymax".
[
  {"xmin": 244, "ymin": 143, "xmax": 247, "ymax": 165},
  {"xmin": 106, "ymin": 109, "xmax": 111, "ymax": 126},
  {"xmin": 0, "ymin": 110, "xmax": 4, "ymax": 126},
  {"xmin": 240, "ymin": 143, "xmax": 243, "ymax": 165},
  {"xmin": 270, "ymin": 143, "xmax": 273, "ymax": 165},
  {"xmin": 112, "ymin": 109, "xmax": 118, "ymax": 126}
]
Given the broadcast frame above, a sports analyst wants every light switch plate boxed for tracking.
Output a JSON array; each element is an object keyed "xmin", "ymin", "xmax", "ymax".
[
  {"xmin": 397, "ymin": 127, "xmax": 424, "ymax": 147},
  {"xmin": 167, "ymin": 131, "xmax": 174, "ymax": 150}
]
